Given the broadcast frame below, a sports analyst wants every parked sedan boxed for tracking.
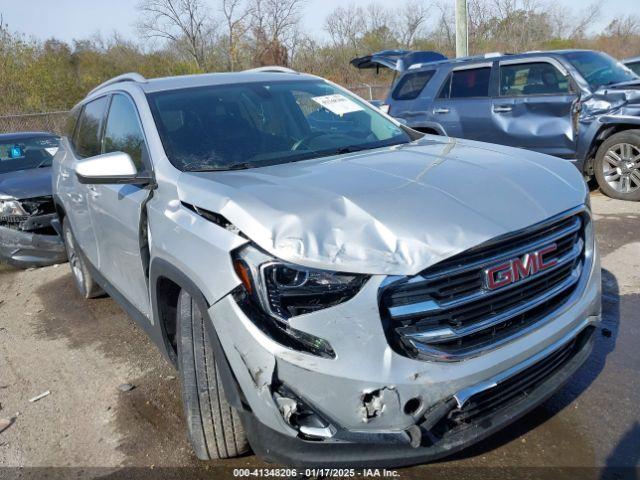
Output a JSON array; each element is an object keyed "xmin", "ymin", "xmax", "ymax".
[{"xmin": 0, "ymin": 132, "xmax": 66, "ymax": 267}]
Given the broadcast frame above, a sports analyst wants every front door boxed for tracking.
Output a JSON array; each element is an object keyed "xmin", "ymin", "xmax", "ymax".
[
  {"xmin": 490, "ymin": 60, "xmax": 578, "ymax": 158},
  {"xmin": 88, "ymin": 93, "xmax": 153, "ymax": 316}
]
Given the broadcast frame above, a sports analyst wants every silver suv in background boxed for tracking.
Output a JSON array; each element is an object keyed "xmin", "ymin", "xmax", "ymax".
[{"xmin": 52, "ymin": 69, "xmax": 601, "ymax": 467}]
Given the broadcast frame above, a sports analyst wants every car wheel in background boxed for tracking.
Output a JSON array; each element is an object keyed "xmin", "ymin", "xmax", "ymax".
[
  {"xmin": 62, "ymin": 218, "xmax": 103, "ymax": 298},
  {"xmin": 176, "ymin": 289, "xmax": 249, "ymax": 460},
  {"xmin": 595, "ymin": 130, "xmax": 640, "ymax": 201}
]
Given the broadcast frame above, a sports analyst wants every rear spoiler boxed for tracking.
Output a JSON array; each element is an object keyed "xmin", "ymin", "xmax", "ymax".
[{"xmin": 350, "ymin": 50, "xmax": 447, "ymax": 73}]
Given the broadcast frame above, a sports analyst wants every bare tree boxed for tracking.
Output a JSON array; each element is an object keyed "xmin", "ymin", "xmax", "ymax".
[
  {"xmin": 545, "ymin": 1, "xmax": 600, "ymax": 41},
  {"xmin": 249, "ymin": 0, "xmax": 305, "ymax": 66},
  {"xmin": 221, "ymin": 0, "xmax": 252, "ymax": 70},
  {"xmin": 137, "ymin": 0, "xmax": 214, "ymax": 69},
  {"xmin": 325, "ymin": 5, "xmax": 365, "ymax": 50},
  {"xmin": 432, "ymin": 1, "xmax": 456, "ymax": 54},
  {"xmin": 396, "ymin": 1, "xmax": 430, "ymax": 48}
]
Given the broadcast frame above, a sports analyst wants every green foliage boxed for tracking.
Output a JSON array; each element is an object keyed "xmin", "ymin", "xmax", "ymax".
[{"xmin": 0, "ymin": 27, "xmax": 202, "ymax": 116}]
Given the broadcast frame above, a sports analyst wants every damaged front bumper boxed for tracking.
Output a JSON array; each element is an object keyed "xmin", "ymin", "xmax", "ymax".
[
  {"xmin": 209, "ymin": 244, "xmax": 601, "ymax": 467},
  {"xmin": 0, "ymin": 222, "xmax": 66, "ymax": 268}
]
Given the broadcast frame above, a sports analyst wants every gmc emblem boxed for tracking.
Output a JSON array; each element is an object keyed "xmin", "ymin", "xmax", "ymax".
[{"xmin": 483, "ymin": 243, "xmax": 558, "ymax": 291}]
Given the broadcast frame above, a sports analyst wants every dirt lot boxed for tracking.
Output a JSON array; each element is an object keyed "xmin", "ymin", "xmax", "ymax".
[{"xmin": 0, "ymin": 191, "xmax": 639, "ymax": 479}]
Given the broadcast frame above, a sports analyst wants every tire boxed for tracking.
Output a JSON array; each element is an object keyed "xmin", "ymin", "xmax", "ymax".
[
  {"xmin": 62, "ymin": 218, "xmax": 103, "ymax": 299},
  {"xmin": 594, "ymin": 130, "xmax": 640, "ymax": 201},
  {"xmin": 177, "ymin": 289, "xmax": 249, "ymax": 460}
]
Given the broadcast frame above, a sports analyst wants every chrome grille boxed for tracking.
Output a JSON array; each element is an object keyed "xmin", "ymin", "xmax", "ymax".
[{"xmin": 380, "ymin": 209, "xmax": 587, "ymax": 361}]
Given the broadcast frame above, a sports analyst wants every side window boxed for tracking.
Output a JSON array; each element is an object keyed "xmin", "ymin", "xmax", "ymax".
[
  {"xmin": 438, "ymin": 74, "xmax": 452, "ymax": 99},
  {"xmin": 392, "ymin": 70, "xmax": 435, "ymax": 100},
  {"xmin": 450, "ymin": 68, "xmax": 491, "ymax": 98},
  {"xmin": 103, "ymin": 94, "xmax": 148, "ymax": 171},
  {"xmin": 500, "ymin": 62, "xmax": 569, "ymax": 96},
  {"xmin": 75, "ymin": 97, "xmax": 108, "ymax": 158},
  {"xmin": 64, "ymin": 105, "xmax": 81, "ymax": 145}
]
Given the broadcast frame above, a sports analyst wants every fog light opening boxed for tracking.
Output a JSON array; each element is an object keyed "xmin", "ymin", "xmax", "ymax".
[
  {"xmin": 404, "ymin": 397, "xmax": 422, "ymax": 416},
  {"xmin": 274, "ymin": 384, "xmax": 336, "ymax": 440}
]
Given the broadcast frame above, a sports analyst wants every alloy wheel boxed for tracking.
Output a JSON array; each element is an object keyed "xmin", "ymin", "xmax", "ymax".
[{"xmin": 602, "ymin": 143, "xmax": 640, "ymax": 194}]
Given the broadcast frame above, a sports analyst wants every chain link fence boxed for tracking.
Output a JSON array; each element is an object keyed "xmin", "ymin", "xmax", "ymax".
[
  {"xmin": 346, "ymin": 84, "xmax": 389, "ymax": 101},
  {"xmin": 0, "ymin": 111, "xmax": 69, "ymax": 136}
]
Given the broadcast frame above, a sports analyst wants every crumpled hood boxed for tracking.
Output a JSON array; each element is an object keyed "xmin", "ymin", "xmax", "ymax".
[
  {"xmin": 586, "ymin": 85, "xmax": 640, "ymax": 113},
  {"xmin": 177, "ymin": 137, "xmax": 586, "ymax": 275},
  {"xmin": 0, "ymin": 167, "xmax": 53, "ymax": 200}
]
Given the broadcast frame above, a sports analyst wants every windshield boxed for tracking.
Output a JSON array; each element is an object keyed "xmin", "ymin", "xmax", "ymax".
[
  {"xmin": 564, "ymin": 51, "xmax": 639, "ymax": 91},
  {"xmin": 0, "ymin": 136, "xmax": 59, "ymax": 174},
  {"xmin": 147, "ymin": 79, "xmax": 411, "ymax": 171}
]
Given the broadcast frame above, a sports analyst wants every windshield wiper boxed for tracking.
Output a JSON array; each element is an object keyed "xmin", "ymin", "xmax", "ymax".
[
  {"xmin": 186, "ymin": 162, "xmax": 254, "ymax": 172},
  {"xmin": 334, "ymin": 145, "xmax": 369, "ymax": 155}
]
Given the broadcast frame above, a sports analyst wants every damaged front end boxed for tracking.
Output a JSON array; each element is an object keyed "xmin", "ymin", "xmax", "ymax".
[
  {"xmin": 0, "ymin": 195, "xmax": 66, "ymax": 268},
  {"xmin": 193, "ymin": 194, "xmax": 601, "ymax": 467}
]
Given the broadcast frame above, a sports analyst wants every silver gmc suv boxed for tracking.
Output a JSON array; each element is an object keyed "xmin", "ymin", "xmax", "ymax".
[{"xmin": 52, "ymin": 68, "xmax": 601, "ymax": 467}]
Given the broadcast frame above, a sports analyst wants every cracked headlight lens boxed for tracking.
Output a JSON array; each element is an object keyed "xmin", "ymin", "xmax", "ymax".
[
  {"xmin": 231, "ymin": 244, "xmax": 369, "ymax": 358},
  {"xmin": 233, "ymin": 244, "xmax": 369, "ymax": 321},
  {"xmin": 0, "ymin": 199, "xmax": 27, "ymax": 217}
]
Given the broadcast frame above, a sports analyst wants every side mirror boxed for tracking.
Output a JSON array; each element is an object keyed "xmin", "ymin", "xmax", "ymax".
[{"xmin": 75, "ymin": 152, "xmax": 152, "ymax": 185}]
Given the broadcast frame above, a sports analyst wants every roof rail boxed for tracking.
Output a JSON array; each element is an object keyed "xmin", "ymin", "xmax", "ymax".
[
  {"xmin": 242, "ymin": 66, "xmax": 298, "ymax": 74},
  {"xmin": 88, "ymin": 73, "xmax": 146, "ymax": 96}
]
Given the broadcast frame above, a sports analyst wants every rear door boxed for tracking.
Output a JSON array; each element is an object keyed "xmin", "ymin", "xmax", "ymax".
[
  {"xmin": 88, "ymin": 93, "xmax": 153, "ymax": 316},
  {"xmin": 430, "ymin": 64, "xmax": 494, "ymax": 140},
  {"xmin": 63, "ymin": 96, "xmax": 110, "ymax": 267},
  {"xmin": 490, "ymin": 59, "xmax": 579, "ymax": 158}
]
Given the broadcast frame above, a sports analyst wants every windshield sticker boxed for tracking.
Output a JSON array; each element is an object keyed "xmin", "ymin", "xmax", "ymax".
[
  {"xmin": 45, "ymin": 147, "xmax": 59, "ymax": 156},
  {"xmin": 10, "ymin": 146, "xmax": 24, "ymax": 158},
  {"xmin": 312, "ymin": 94, "xmax": 364, "ymax": 116}
]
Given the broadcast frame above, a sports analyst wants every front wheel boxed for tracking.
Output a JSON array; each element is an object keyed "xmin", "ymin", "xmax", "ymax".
[
  {"xmin": 594, "ymin": 130, "xmax": 640, "ymax": 201},
  {"xmin": 177, "ymin": 289, "xmax": 249, "ymax": 460}
]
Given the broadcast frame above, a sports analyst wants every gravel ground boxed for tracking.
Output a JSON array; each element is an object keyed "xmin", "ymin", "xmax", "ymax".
[{"xmin": 0, "ymin": 191, "xmax": 638, "ymax": 479}]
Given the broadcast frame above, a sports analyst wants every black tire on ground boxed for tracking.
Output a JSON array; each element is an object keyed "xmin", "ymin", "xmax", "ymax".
[
  {"xmin": 62, "ymin": 218, "xmax": 103, "ymax": 299},
  {"xmin": 594, "ymin": 129, "xmax": 640, "ymax": 201},
  {"xmin": 177, "ymin": 289, "xmax": 249, "ymax": 460}
]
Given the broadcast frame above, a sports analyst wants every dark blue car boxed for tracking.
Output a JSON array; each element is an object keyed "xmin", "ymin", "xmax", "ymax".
[
  {"xmin": 0, "ymin": 132, "xmax": 66, "ymax": 267},
  {"xmin": 353, "ymin": 49, "xmax": 640, "ymax": 201}
]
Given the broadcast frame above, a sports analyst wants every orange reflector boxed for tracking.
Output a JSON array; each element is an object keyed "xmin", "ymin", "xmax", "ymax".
[{"xmin": 234, "ymin": 260, "xmax": 253, "ymax": 295}]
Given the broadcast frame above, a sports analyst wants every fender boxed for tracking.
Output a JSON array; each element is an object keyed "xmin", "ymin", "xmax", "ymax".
[
  {"xmin": 149, "ymin": 257, "xmax": 248, "ymax": 411},
  {"xmin": 578, "ymin": 115, "xmax": 640, "ymax": 170},
  {"xmin": 597, "ymin": 114, "xmax": 640, "ymax": 127}
]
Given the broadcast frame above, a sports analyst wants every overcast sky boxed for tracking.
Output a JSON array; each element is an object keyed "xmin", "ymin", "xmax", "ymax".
[{"xmin": 0, "ymin": 0, "xmax": 632, "ymax": 44}]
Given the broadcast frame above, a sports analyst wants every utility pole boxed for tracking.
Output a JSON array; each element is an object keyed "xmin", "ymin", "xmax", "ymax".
[{"xmin": 455, "ymin": 0, "xmax": 468, "ymax": 58}]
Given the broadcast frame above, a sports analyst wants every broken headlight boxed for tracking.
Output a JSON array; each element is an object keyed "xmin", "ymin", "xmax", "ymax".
[
  {"xmin": 232, "ymin": 244, "xmax": 369, "ymax": 357},
  {"xmin": 0, "ymin": 198, "xmax": 27, "ymax": 217},
  {"xmin": 233, "ymin": 244, "xmax": 369, "ymax": 321}
]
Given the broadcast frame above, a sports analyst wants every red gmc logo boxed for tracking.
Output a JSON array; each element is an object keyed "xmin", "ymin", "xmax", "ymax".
[{"xmin": 483, "ymin": 243, "xmax": 558, "ymax": 290}]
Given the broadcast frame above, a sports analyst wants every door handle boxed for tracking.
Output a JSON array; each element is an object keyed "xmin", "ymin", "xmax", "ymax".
[
  {"xmin": 433, "ymin": 108, "xmax": 450, "ymax": 114},
  {"xmin": 493, "ymin": 106, "xmax": 513, "ymax": 113},
  {"xmin": 87, "ymin": 185, "xmax": 99, "ymax": 197}
]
